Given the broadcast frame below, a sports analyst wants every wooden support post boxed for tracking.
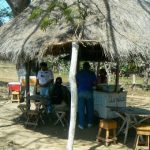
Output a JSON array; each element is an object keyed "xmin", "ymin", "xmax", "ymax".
[
  {"xmin": 115, "ymin": 60, "xmax": 119, "ymax": 92},
  {"xmin": 67, "ymin": 42, "xmax": 79, "ymax": 150},
  {"xmin": 25, "ymin": 61, "xmax": 31, "ymax": 110}
]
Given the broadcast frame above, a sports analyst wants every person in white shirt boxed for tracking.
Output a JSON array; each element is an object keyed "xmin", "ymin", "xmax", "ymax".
[{"xmin": 37, "ymin": 62, "xmax": 54, "ymax": 97}]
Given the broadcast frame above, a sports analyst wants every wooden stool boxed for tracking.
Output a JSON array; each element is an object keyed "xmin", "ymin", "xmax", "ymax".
[
  {"xmin": 135, "ymin": 125, "xmax": 150, "ymax": 150},
  {"xmin": 11, "ymin": 91, "xmax": 20, "ymax": 103},
  {"xmin": 97, "ymin": 119, "xmax": 117, "ymax": 146}
]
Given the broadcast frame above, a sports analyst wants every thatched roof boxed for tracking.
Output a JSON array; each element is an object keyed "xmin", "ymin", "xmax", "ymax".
[{"xmin": 0, "ymin": 0, "xmax": 150, "ymax": 63}]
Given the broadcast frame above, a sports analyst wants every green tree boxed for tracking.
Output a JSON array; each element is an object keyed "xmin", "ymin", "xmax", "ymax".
[{"xmin": 29, "ymin": 0, "xmax": 88, "ymax": 35}]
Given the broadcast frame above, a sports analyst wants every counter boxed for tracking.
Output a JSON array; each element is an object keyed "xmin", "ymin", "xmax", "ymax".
[{"xmin": 94, "ymin": 91, "xmax": 127, "ymax": 119}]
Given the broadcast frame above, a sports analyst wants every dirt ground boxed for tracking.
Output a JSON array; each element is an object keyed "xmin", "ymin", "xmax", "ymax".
[
  {"xmin": 0, "ymin": 62, "xmax": 150, "ymax": 150},
  {"xmin": 0, "ymin": 97, "xmax": 134, "ymax": 150}
]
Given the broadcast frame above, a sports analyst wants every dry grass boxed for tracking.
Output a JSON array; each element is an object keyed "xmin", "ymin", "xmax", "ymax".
[
  {"xmin": 0, "ymin": 61, "xmax": 150, "ymax": 98},
  {"xmin": 0, "ymin": 61, "xmax": 18, "ymax": 82}
]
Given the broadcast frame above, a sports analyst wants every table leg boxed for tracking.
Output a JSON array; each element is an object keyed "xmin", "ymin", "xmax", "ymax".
[
  {"xmin": 117, "ymin": 119, "xmax": 126, "ymax": 135},
  {"xmin": 124, "ymin": 115, "xmax": 130, "ymax": 144},
  {"xmin": 115, "ymin": 112, "xmax": 126, "ymax": 135}
]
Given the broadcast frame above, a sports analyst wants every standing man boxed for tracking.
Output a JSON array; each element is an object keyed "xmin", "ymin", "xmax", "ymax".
[
  {"xmin": 76, "ymin": 62, "xmax": 97, "ymax": 129},
  {"xmin": 37, "ymin": 62, "xmax": 54, "ymax": 97}
]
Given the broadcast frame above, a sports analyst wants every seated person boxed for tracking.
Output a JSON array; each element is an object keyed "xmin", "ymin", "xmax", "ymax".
[
  {"xmin": 97, "ymin": 68, "xmax": 108, "ymax": 84},
  {"xmin": 50, "ymin": 77, "xmax": 71, "ymax": 111}
]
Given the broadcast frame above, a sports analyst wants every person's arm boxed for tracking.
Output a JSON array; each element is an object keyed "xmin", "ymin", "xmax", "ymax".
[{"xmin": 62, "ymin": 86, "xmax": 71, "ymax": 106}]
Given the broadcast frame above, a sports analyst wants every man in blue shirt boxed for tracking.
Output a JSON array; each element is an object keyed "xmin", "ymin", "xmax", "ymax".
[{"xmin": 76, "ymin": 62, "xmax": 97, "ymax": 129}]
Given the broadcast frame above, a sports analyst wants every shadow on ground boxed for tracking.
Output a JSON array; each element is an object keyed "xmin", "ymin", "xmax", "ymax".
[{"xmin": 12, "ymin": 111, "xmax": 134, "ymax": 149}]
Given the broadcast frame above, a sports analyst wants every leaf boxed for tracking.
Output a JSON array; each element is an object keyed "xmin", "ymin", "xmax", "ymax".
[
  {"xmin": 29, "ymin": 7, "xmax": 42, "ymax": 21},
  {"xmin": 40, "ymin": 16, "xmax": 54, "ymax": 31}
]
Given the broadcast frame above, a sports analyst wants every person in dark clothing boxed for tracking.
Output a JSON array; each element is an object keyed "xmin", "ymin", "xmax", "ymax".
[
  {"xmin": 76, "ymin": 62, "xmax": 97, "ymax": 129},
  {"xmin": 50, "ymin": 77, "xmax": 71, "ymax": 110},
  {"xmin": 97, "ymin": 68, "xmax": 108, "ymax": 84}
]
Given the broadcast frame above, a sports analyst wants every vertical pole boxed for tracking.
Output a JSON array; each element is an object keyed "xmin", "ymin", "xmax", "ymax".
[
  {"xmin": 67, "ymin": 42, "xmax": 79, "ymax": 150},
  {"xmin": 96, "ymin": 62, "xmax": 100, "ymax": 76},
  {"xmin": 25, "ymin": 61, "xmax": 31, "ymax": 110},
  {"xmin": 115, "ymin": 60, "xmax": 119, "ymax": 92}
]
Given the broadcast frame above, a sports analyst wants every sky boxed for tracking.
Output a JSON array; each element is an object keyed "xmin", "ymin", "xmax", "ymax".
[{"xmin": 0, "ymin": 0, "xmax": 12, "ymax": 23}]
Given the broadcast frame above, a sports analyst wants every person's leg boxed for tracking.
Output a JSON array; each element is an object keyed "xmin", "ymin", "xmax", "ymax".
[
  {"xmin": 40, "ymin": 87, "xmax": 46, "ymax": 96},
  {"xmin": 78, "ymin": 92, "xmax": 85, "ymax": 128},
  {"xmin": 86, "ymin": 91, "xmax": 94, "ymax": 126},
  {"xmin": 45, "ymin": 87, "xmax": 50, "ymax": 97},
  {"xmin": 40, "ymin": 87, "xmax": 49, "ymax": 96},
  {"xmin": 40, "ymin": 87, "xmax": 51, "ymax": 113}
]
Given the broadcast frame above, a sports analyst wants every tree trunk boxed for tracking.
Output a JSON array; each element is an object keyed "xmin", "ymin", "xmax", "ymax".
[
  {"xmin": 67, "ymin": 42, "xmax": 79, "ymax": 150},
  {"xmin": 6, "ymin": 0, "xmax": 30, "ymax": 16}
]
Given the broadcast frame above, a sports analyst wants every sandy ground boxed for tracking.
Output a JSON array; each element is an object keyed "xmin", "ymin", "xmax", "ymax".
[
  {"xmin": 0, "ymin": 62, "xmax": 150, "ymax": 150},
  {"xmin": 0, "ymin": 99, "xmax": 133, "ymax": 150}
]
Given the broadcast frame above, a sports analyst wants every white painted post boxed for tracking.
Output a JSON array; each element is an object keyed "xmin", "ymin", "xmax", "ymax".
[
  {"xmin": 132, "ymin": 74, "xmax": 136, "ymax": 85},
  {"xmin": 67, "ymin": 42, "xmax": 79, "ymax": 150}
]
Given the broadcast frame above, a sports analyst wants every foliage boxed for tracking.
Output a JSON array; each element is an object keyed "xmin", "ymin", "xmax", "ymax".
[
  {"xmin": 29, "ymin": 0, "xmax": 88, "ymax": 33},
  {"xmin": 29, "ymin": 7, "xmax": 43, "ymax": 20},
  {"xmin": 120, "ymin": 62, "xmax": 140, "ymax": 75},
  {"xmin": 45, "ymin": 56, "xmax": 70, "ymax": 73}
]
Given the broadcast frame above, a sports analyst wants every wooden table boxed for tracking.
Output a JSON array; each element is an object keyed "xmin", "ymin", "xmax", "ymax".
[
  {"xmin": 29, "ymin": 95, "xmax": 49, "ymax": 110},
  {"xmin": 25, "ymin": 95, "xmax": 49, "ymax": 127},
  {"xmin": 108, "ymin": 106, "xmax": 150, "ymax": 144}
]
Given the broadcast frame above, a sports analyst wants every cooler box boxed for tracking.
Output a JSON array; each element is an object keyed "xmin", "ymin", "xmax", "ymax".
[
  {"xmin": 20, "ymin": 76, "xmax": 37, "ymax": 86},
  {"xmin": 20, "ymin": 76, "xmax": 37, "ymax": 95},
  {"xmin": 8, "ymin": 82, "xmax": 21, "ymax": 92}
]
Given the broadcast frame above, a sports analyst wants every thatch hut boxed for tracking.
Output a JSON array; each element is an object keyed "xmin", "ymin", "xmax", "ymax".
[
  {"xmin": 0, "ymin": 0, "xmax": 149, "ymax": 63},
  {"xmin": 0, "ymin": 0, "xmax": 149, "ymax": 149}
]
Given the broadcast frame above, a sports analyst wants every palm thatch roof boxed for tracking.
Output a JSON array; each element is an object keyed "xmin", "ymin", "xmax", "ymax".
[{"xmin": 0, "ymin": 0, "xmax": 150, "ymax": 63}]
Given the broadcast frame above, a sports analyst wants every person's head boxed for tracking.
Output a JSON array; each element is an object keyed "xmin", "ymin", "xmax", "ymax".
[
  {"xmin": 83, "ymin": 62, "xmax": 90, "ymax": 70},
  {"xmin": 40, "ymin": 62, "xmax": 48, "ymax": 71},
  {"xmin": 99, "ymin": 68, "xmax": 107, "ymax": 76},
  {"xmin": 55, "ymin": 77, "xmax": 62, "ymax": 85}
]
